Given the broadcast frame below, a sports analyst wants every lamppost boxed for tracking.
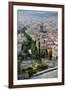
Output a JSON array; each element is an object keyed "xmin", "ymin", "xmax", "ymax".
[
  {"xmin": 38, "ymin": 23, "xmax": 45, "ymax": 64},
  {"xmin": 38, "ymin": 34, "xmax": 42, "ymax": 64}
]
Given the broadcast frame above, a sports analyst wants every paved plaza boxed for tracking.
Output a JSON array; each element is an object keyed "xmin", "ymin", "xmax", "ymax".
[{"xmin": 31, "ymin": 69, "xmax": 57, "ymax": 79}]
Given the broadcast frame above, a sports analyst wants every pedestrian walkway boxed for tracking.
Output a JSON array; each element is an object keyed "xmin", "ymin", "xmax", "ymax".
[{"xmin": 31, "ymin": 67, "xmax": 58, "ymax": 79}]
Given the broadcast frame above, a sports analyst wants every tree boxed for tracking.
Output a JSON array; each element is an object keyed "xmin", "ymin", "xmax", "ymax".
[
  {"xmin": 18, "ymin": 27, "xmax": 40, "ymax": 60},
  {"xmin": 17, "ymin": 26, "xmax": 27, "ymax": 34},
  {"xmin": 31, "ymin": 40, "xmax": 38, "ymax": 59},
  {"xmin": 40, "ymin": 49, "xmax": 48, "ymax": 59}
]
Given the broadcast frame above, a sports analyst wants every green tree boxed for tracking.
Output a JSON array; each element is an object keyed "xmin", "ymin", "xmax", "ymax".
[
  {"xmin": 31, "ymin": 40, "xmax": 38, "ymax": 59},
  {"xmin": 40, "ymin": 49, "xmax": 48, "ymax": 59}
]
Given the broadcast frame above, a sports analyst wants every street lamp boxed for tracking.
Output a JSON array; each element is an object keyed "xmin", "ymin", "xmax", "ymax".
[{"xmin": 38, "ymin": 34, "xmax": 42, "ymax": 64}]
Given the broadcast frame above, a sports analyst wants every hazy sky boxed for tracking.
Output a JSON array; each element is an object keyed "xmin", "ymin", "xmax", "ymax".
[{"xmin": 17, "ymin": 10, "xmax": 58, "ymax": 18}]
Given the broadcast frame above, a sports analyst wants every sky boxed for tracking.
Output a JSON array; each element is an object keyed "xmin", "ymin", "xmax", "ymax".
[{"xmin": 17, "ymin": 10, "xmax": 58, "ymax": 18}]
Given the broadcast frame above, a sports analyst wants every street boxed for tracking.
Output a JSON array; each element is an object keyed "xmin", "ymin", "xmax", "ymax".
[{"xmin": 31, "ymin": 69, "xmax": 57, "ymax": 79}]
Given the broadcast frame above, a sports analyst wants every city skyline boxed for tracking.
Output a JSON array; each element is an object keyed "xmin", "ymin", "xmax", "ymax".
[{"xmin": 17, "ymin": 10, "xmax": 58, "ymax": 31}]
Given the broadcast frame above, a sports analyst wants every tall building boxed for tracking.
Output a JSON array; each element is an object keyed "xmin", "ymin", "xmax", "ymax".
[{"xmin": 40, "ymin": 23, "xmax": 47, "ymax": 33}]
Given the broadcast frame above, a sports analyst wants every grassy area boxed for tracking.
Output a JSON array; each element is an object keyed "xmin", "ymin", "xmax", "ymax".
[
  {"xmin": 21, "ymin": 64, "xmax": 48, "ymax": 78},
  {"xmin": 36, "ymin": 64, "xmax": 48, "ymax": 72}
]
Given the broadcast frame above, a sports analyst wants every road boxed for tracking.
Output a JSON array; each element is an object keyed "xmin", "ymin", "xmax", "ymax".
[{"xmin": 31, "ymin": 69, "xmax": 57, "ymax": 79}]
